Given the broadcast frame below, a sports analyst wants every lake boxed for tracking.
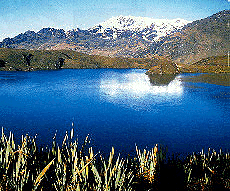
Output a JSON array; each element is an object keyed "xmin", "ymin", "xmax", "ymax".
[{"xmin": 0, "ymin": 69, "xmax": 229, "ymax": 157}]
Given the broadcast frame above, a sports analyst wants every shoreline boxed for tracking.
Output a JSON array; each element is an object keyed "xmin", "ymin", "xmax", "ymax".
[
  {"xmin": 0, "ymin": 48, "xmax": 229, "ymax": 75},
  {"xmin": 0, "ymin": 129, "xmax": 229, "ymax": 190}
]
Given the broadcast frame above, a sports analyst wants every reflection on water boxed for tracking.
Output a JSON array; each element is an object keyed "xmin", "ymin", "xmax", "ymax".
[
  {"xmin": 183, "ymin": 73, "xmax": 230, "ymax": 86},
  {"xmin": 99, "ymin": 71, "xmax": 183, "ymax": 108},
  {"xmin": 0, "ymin": 69, "xmax": 228, "ymax": 156},
  {"xmin": 148, "ymin": 74, "xmax": 177, "ymax": 86},
  {"xmin": 0, "ymin": 72, "xmax": 27, "ymax": 82}
]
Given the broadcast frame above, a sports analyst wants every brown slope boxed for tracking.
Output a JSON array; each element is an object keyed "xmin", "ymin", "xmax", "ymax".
[
  {"xmin": 0, "ymin": 48, "xmax": 162, "ymax": 71},
  {"xmin": 155, "ymin": 10, "xmax": 230, "ymax": 64}
]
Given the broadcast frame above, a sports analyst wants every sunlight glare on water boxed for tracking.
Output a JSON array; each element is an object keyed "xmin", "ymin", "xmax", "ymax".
[
  {"xmin": 99, "ymin": 71, "xmax": 183, "ymax": 109},
  {"xmin": 0, "ymin": 70, "xmax": 229, "ymax": 155}
]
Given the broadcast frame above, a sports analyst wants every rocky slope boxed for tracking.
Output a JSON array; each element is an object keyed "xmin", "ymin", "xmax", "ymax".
[
  {"xmin": 89, "ymin": 15, "xmax": 190, "ymax": 41},
  {"xmin": 0, "ymin": 16, "xmax": 190, "ymax": 58},
  {"xmin": 1, "ymin": 48, "xmax": 228, "ymax": 74},
  {"xmin": 0, "ymin": 10, "xmax": 229, "ymax": 68},
  {"xmin": 153, "ymin": 10, "xmax": 230, "ymax": 64}
]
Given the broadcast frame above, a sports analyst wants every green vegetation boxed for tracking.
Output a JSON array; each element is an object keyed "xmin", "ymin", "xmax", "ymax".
[
  {"xmin": 0, "ymin": 48, "xmax": 229, "ymax": 76},
  {"xmin": 178, "ymin": 55, "xmax": 230, "ymax": 74},
  {"xmin": 148, "ymin": 74, "xmax": 177, "ymax": 86},
  {"xmin": 1, "ymin": 11, "xmax": 229, "ymax": 67},
  {"xmin": 1, "ymin": 129, "xmax": 230, "ymax": 190},
  {"xmin": 0, "ymin": 48, "xmax": 158, "ymax": 72},
  {"xmin": 0, "ymin": 129, "xmax": 158, "ymax": 191},
  {"xmin": 146, "ymin": 56, "xmax": 179, "ymax": 75}
]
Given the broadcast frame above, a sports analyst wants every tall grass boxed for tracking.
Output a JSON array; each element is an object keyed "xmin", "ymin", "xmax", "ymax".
[
  {"xmin": 1, "ymin": 128, "xmax": 230, "ymax": 190},
  {"xmin": 184, "ymin": 149, "xmax": 230, "ymax": 190},
  {"xmin": 0, "ymin": 129, "xmax": 159, "ymax": 191}
]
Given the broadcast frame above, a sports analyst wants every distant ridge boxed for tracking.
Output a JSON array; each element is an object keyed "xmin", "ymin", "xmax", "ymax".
[
  {"xmin": 90, "ymin": 15, "xmax": 190, "ymax": 41},
  {"xmin": 153, "ymin": 10, "xmax": 230, "ymax": 64},
  {"xmin": 0, "ymin": 16, "xmax": 190, "ymax": 58},
  {"xmin": 0, "ymin": 10, "xmax": 229, "ymax": 65}
]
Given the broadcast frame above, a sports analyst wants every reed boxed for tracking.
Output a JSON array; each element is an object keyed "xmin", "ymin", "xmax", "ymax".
[
  {"xmin": 135, "ymin": 144, "xmax": 158, "ymax": 184},
  {"xmin": 0, "ymin": 129, "xmax": 137, "ymax": 190},
  {"xmin": 0, "ymin": 128, "xmax": 36, "ymax": 191},
  {"xmin": 184, "ymin": 148, "xmax": 230, "ymax": 190},
  {"xmin": 1, "ymin": 128, "xmax": 230, "ymax": 190}
]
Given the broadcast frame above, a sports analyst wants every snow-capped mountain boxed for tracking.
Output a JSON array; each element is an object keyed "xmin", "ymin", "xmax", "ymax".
[
  {"xmin": 0, "ymin": 11, "xmax": 228, "ymax": 62},
  {"xmin": 89, "ymin": 15, "xmax": 191, "ymax": 41}
]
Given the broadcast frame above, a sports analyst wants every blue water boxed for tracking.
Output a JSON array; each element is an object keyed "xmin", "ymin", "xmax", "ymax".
[{"xmin": 0, "ymin": 69, "xmax": 229, "ymax": 156}]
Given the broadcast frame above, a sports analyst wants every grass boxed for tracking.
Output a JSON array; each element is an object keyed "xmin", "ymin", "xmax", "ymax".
[
  {"xmin": 177, "ymin": 55, "xmax": 230, "ymax": 74},
  {"xmin": 0, "ymin": 48, "xmax": 157, "ymax": 72},
  {"xmin": 1, "ymin": 48, "xmax": 229, "ymax": 75},
  {"xmin": 1, "ymin": 128, "xmax": 230, "ymax": 190}
]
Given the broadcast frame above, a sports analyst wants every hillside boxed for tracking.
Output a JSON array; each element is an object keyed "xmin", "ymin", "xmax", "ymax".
[
  {"xmin": 153, "ymin": 10, "xmax": 230, "ymax": 64},
  {"xmin": 0, "ymin": 16, "xmax": 190, "ymax": 58},
  {"xmin": 0, "ymin": 28, "xmax": 149, "ymax": 58},
  {"xmin": 0, "ymin": 48, "xmax": 162, "ymax": 71},
  {"xmin": 0, "ymin": 11, "xmax": 229, "ymax": 74},
  {"xmin": 90, "ymin": 15, "xmax": 190, "ymax": 42},
  {"xmin": 0, "ymin": 11, "xmax": 228, "ymax": 64},
  {"xmin": 0, "ymin": 48, "xmax": 229, "ymax": 74},
  {"xmin": 178, "ymin": 55, "xmax": 230, "ymax": 73}
]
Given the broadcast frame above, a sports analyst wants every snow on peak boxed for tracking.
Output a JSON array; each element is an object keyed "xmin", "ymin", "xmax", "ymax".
[{"xmin": 90, "ymin": 15, "xmax": 191, "ymax": 41}]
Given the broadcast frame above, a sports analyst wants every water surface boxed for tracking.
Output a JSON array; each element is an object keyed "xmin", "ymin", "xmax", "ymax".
[{"xmin": 0, "ymin": 69, "xmax": 229, "ymax": 156}]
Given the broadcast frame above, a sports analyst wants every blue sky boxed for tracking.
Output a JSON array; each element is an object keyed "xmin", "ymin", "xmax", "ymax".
[{"xmin": 0, "ymin": 0, "xmax": 229, "ymax": 41}]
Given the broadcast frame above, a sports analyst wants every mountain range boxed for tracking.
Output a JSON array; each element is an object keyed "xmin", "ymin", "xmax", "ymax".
[
  {"xmin": 89, "ymin": 15, "xmax": 190, "ymax": 41},
  {"xmin": 0, "ymin": 10, "xmax": 229, "ymax": 65},
  {"xmin": 154, "ymin": 10, "xmax": 230, "ymax": 64}
]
